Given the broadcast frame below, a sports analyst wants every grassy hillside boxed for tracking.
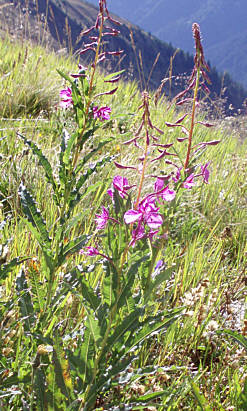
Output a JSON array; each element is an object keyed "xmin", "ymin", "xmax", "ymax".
[
  {"xmin": 88, "ymin": 0, "xmax": 247, "ymax": 89},
  {"xmin": 1, "ymin": 0, "xmax": 247, "ymax": 112},
  {"xmin": 0, "ymin": 5, "xmax": 247, "ymax": 409}
]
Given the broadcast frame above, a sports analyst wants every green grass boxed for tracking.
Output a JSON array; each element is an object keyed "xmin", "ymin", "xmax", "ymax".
[{"xmin": 0, "ymin": 35, "xmax": 247, "ymax": 410}]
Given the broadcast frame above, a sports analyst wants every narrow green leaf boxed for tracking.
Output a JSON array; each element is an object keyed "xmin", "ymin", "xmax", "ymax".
[
  {"xmin": 117, "ymin": 257, "xmax": 147, "ymax": 310},
  {"xmin": 75, "ymin": 140, "xmax": 113, "ymax": 174},
  {"xmin": 34, "ymin": 368, "xmax": 47, "ymax": 410},
  {"xmin": 18, "ymin": 183, "xmax": 54, "ymax": 272},
  {"xmin": 217, "ymin": 329, "xmax": 247, "ymax": 351},
  {"xmin": 76, "ymin": 155, "xmax": 113, "ymax": 191},
  {"xmin": 101, "ymin": 308, "xmax": 143, "ymax": 360},
  {"xmin": 102, "ymin": 261, "xmax": 118, "ymax": 308},
  {"xmin": 52, "ymin": 346, "xmax": 70, "ymax": 401},
  {"xmin": 63, "ymin": 131, "xmax": 79, "ymax": 166},
  {"xmin": 144, "ymin": 267, "xmax": 174, "ymax": 302},
  {"xmin": 58, "ymin": 234, "xmax": 88, "ymax": 266},
  {"xmin": 57, "ymin": 69, "xmax": 74, "ymax": 86},
  {"xmin": 85, "ymin": 355, "xmax": 136, "ymax": 410},
  {"xmin": 59, "ymin": 128, "xmax": 70, "ymax": 187},
  {"xmin": 136, "ymin": 389, "xmax": 168, "ymax": 402},
  {"xmin": 16, "ymin": 268, "xmax": 34, "ymax": 331},
  {"xmin": 125, "ymin": 309, "xmax": 183, "ymax": 354},
  {"xmin": 17, "ymin": 132, "xmax": 59, "ymax": 204},
  {"xmin": 78, "ymin": 127, "xmax": 97, "ymax": 149},
  {"xmin": 80, "ymin": 277, "xmax": 101, "ymax": 312},
  {"xmin": 189, "ymin": 378, "xmax": 212, "ymax": 410},
  {"xmin": 68, "ymin": 327, "xmax": 94, "ymax": 388},
  {"xmin": 104, "ymin": 69, "xmax": 125, "ymax": 81},
  {"xmin": 85, "ymin": 310, "xmax": 102, "ymax": 348},
  {"xmin": 0, "ymin": 257, "xmax": 30, "ymax": 279},
  {"xmin": 68, "ymin": 156, "xmax": 113, "ymax": 212}
]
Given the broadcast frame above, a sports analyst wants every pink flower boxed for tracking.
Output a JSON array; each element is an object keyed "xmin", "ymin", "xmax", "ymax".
[
  {"xmin": 154, "ymin": 177, "xmax": 165, "ymax": 192},
  {"xmin": 59, "ymin": 87, "xmax": 73, "ymax": 109},
  {"xmin": 93, "ymin": 106, "xmax": 111, "ymax": 121},
  {"xmin": 129, "ymin": 223, "xmax": 145, "ymax": 247},
  {"xmin": 95, "ymin": 206, "xmax": 120, "ymax": 230},
  {"xmin": 124, "ymin": 197, "xmax": 163, "ymax": 230},
  {"xmin": 95, "ymin": 206, "xmax": 110, "ymax": 229},
  {"xmin": 161, "ymin": 186, "xmax": 176, "ymax": 201},
  {"xmin": 200, "ymin": 162, "xmax": 210, "ymax": 184},
  {"xmin": 172, "ymin": 168, "xmax": 182, "ymax": 183},
  {"xmin": 80, "ymin": 246, "xmax": 99, "ymax": 256},
  {"xmin": 154, "ymin": 178, "xmax": 176, "ymax": 202},
  {"xmin": 128, "ymin": 223, "xmax": 158, "ymax": 247},
  {"xmin": 108, "ymin": 175, "xmax": 134, "ymax": 199},
  {"xmin": 182, "ymin": 173, "xmax": 196, "ymax": 189},
  {"xmin": 80, "ymin": 246, "xmax": 110, "ymax": 260}
]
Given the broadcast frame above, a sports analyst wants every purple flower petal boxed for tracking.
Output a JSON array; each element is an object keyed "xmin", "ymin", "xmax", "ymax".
[
  {"xmin": 93, "ymin": 106, "xmax": 111, "ymax": 121},
  {"xmin": 59, "ymin": 87, "xmax": 73, "ymax": 109},
  {"xmin": 145, "ymin": 213, "xmax": 163, "ymax": 229},
  {"xmin": 160, "ymin": 186, "xmax": 176, "ymax": 202},
  {"xmin": 182, "ymin": 173, "xmax": 196, "ymax": 189},
  {"xmin": 201, "ymin": 162, "xmax": 210, "ymax": 184},
  {"xmin": 95, "ymin": 206, "xmax": 109, "ymax": 229},
  {"xmin": 124, "ymin": 210, "xmax": 142, "ymax": 224},
  {"xmin": 80, "ymin": 246, "xmax": 99, "ymax": 256},
  {"xmin": 154, "ymin": 177, "xmax": 164, "ymax": 192}
]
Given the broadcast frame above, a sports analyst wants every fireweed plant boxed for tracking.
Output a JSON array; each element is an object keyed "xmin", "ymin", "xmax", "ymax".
[{"xmin": 0, "ymin": 1, "xmax": 222, "ymax": 408}]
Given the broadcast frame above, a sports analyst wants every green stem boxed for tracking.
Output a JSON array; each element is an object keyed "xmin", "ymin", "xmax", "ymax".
[
  {"xmin": 46, "ymin": 14, "xmax": 106, "ymax": 310},
  {"xmin": 80, "ymin": 262, "xmax": 122, "ymax": 410}
]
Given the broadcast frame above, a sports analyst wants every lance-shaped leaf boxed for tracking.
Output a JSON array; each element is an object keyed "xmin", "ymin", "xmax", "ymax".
[
  {"xmin": 59, "ymin": 128, "xmax": 70, "ymax": 187},
  {"xmin": 117, "ymin": 256, "xmax": 148, "ymax": 310},
  {"xmin": 217, "ymin": 329, "xmax": 247, "ymax": 351},
  {"xmin": 144, "ymin": 266, "xmax": 174, "ymax": 302},
  {"xmin": 77, "ymin": 126, "xmax": 100, "ymax": 151},
  {"xmin": 68, "ymin": 327, "xmax": 95, "ymax": 389},
  {"xmin": 102, "ymin": 261, "xmax": 118, "ymax": 308},
  {"xmin": 80, "ymin": 277, "xmax": 101, "ymax": 312},
  {"xmin": 84, "ymin": 355, "xmax": 136, "ymax": 410},
  {"xmin": 18, "ymin": 182, "xmax": 54, "ymax": 272},
  {"xmin": 75, "ymin": 140, "xmax": 113, "ymax": 175},
  {"xmin": 57, "ymin": 69, "xmax": 74, "ymax": 86},
  {"xmin": 52, "ymin": 335, "xmax": 74, "ymax": 401},
  {"xmin": 85, "ymin": 309, "xmax": 103, "ymax": 349},
  {"xmin": 124, "ymin": 308, "xmax": 183, "ymax": 355},
  {"xmin": 62, "ymin": 130, "xmax": 79, "ymax": 166},
  {"xmin": 17, "ymin": 133, "xmax": 59, "ymax": 205},
  {"xmin": 68, "ymin": 156, "xmax": 113, "ymax": 213},
  {"xmin": 16, "ymin": 268, "xmax": 35, "ymax": 332},
  {"xmin": 0, "ymin": 257, "xmax": 30, "ymax": 280},
  {"xmin": 100, "ymin": 308, "xmax": 144, "ymax": 360},
  {"xmin": 57, "ymin": 234, "xmax": 88, "ymax": 267},
  {"xmin": 104, "ymin": 69, "xmax": 125, "ymax": 81},
  {"xmin": 33, "ymin": 368, "xmax": 47, "ymax": 410}
]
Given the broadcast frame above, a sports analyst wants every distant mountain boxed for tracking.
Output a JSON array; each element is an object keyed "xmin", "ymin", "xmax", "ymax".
[
  {"xmin": 87, "ymin": 0, "xmax": 247, "ymax": 89},
  {"xmin": 1, "ymin": 0, "xmax": 247, "ymax": 111}
]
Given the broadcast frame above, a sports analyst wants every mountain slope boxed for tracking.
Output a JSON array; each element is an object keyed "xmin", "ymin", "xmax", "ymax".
[
  {"xmin": 87, "ymin": 0, "xmax": 247, "ymax": 88},
  {"xmin": 1, "ymin": 0, "xmax": 247, "ymax": 110}
]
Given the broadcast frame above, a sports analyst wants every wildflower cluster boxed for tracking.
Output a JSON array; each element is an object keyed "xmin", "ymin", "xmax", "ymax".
[
  {"xmin": 12, "ymin": 0, "xmax": 222, "ymax": 407},
  {"xmin": 74, "ymin": 19, "xmax": 221, "ymax": 272}
]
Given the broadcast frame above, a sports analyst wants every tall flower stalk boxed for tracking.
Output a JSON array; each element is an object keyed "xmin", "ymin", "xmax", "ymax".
[
  {"xmin": 184, "ymin": 23, "xmax": 211, "ymax": 169},
  {"xmin": 13, "ymin": 5, "xmax": 221, "ymax": 408}
]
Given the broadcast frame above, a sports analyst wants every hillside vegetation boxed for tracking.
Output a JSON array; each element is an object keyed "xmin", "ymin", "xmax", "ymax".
[
  {"xmin": 0, "ymin": 3, "xmax": 247, "ymax": 410},
  {"xmin": 1, "ymin": 0, "xmax": 247, "ymax": 111},
  {"xmin": 88, "ymin": 0, "xmax": 247, "ymax": 89}
]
